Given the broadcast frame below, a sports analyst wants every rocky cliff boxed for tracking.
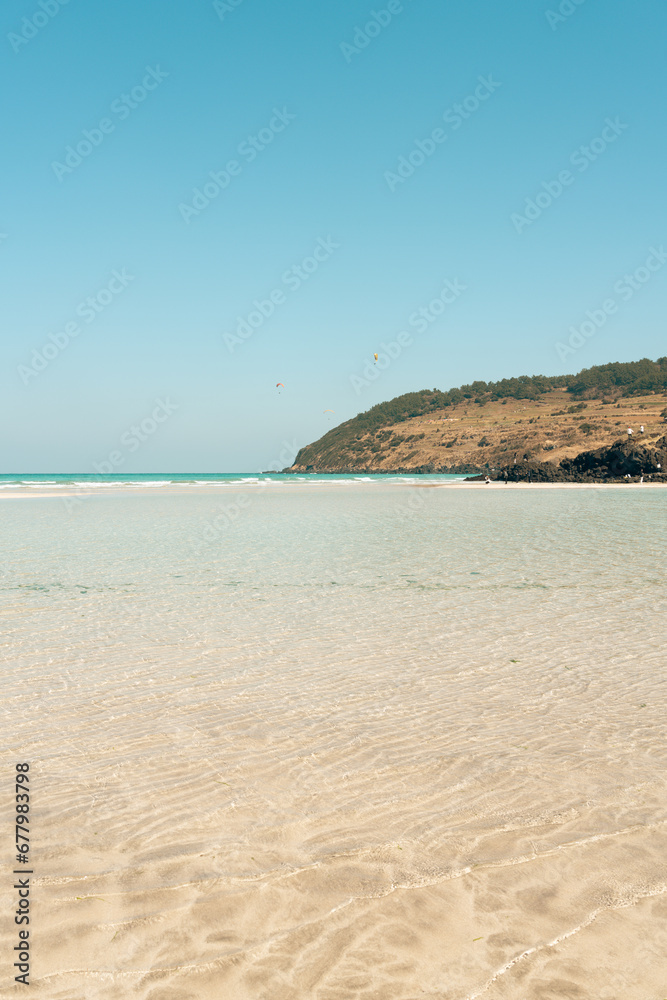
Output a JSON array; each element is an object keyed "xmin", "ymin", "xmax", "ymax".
[{"xmin": 496, "ymin": 437, "xmax": 667, "ymax": 482}]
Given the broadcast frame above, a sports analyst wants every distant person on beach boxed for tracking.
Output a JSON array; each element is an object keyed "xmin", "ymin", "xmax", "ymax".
[
  {"xmin": 627, "ymin": 428, "xmax": 633, "ymax": 437},
  {"xmin": 484, "ymin": 476, "xmax": 491, "ymax": 484},
  {"xmin": 640, "ymin": 425, "xmax": 644, "ymax": 433}
]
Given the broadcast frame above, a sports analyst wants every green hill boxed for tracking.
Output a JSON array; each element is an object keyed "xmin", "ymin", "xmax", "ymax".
[{"xmin": 287, "ymin": 357, "xmax": 667, "ymax": 473}]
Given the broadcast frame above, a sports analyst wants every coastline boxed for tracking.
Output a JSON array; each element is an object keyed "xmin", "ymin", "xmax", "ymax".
[
  {"xmin": 3, "ymin": 483, "xmax": 666, "ymax": 996},
  {"xmin": 1, "ymin": 480, "xmax": 666, "ymax": 500}
]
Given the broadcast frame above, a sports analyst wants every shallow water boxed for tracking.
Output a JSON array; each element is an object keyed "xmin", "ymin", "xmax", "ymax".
[{"xmin": 2, "ymin": 484, "xmax": 666, "ymax": 999}]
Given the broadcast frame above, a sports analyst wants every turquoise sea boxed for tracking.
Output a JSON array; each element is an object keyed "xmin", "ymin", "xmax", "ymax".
[{"xmin": 1, "ymin": 479, "xmax": 666, "ymax": 999}]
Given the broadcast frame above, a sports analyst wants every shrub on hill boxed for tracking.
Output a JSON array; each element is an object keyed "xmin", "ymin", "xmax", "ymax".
[{"xmin": 290, "ymin": 358, "xmax": 667, "ymax": 468}]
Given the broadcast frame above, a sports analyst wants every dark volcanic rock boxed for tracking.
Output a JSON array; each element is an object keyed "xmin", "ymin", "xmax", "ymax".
[
  {"xmin": 496, "ymin": 436, "xmax": 667, "ymax": 482},
  {"xmin": 498, "ymin": 460, "xmax": 570, "ymax": 483},
  {"xmin": 561, "ymin": 437, "xmax": 667, "ymax": 478}
]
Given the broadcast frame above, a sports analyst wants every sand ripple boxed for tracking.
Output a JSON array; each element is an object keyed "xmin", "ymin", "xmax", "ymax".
[{"xmin": 1, "ymin": 486, "xmax": 666, "ymax": 997}]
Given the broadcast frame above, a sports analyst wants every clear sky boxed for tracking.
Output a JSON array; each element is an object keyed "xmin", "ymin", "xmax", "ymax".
[{"xmin": 1, "ymin": 0, "xmax": 665, "ymax": 471}]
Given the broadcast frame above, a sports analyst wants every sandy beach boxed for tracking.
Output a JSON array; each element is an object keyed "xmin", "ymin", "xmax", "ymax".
[
  {"xmin": 2, "ymin": 483, "xmax": 666, "ymax": 998},
  {"xmin": 6, "ymin": 0, "xmax": 666, "ymax": 993},
  {"xmin": 0, "ymin": 479, "xmax": 665, "ymax": 502}
]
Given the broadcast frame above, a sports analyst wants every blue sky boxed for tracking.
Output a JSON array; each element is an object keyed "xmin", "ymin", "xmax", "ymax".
[{"xmin": 1, "ymin": 0, "xmax": 665, "ymax": 471}]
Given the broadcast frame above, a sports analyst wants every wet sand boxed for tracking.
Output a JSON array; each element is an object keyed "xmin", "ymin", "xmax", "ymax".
[
  {"xmin": 0, "ymin": 479, "xmax": 665, "ymax": 502},
  {"xmin": 2, "ymin": 486, "xmax": 666, "ymax": 998}
]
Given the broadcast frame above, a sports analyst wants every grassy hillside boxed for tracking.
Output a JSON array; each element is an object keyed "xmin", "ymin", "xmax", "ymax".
[{"xmin": 288, "ymin": 359, "xmax": 667, "ymax": 473}]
